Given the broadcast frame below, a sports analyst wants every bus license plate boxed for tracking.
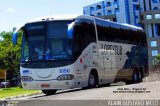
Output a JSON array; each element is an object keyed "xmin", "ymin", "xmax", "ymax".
[{"xmin": 41, "ymin": 84, "xmax": 50, "ymax": 88}]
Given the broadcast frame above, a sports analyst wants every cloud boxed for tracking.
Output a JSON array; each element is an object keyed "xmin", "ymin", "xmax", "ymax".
[{"xmin": 6, "ymin": 8, "xmax": 16, "ymax": 13}]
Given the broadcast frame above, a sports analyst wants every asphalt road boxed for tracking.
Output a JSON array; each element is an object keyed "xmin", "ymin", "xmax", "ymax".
[{"xmin": 6, "ymin": 81, "xmax": 160, "ymax": 106}]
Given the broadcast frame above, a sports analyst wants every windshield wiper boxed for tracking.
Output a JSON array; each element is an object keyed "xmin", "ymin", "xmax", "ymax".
[{"xmin": 24, "ymin": 54, "xmax": 52, "ymax": 62}]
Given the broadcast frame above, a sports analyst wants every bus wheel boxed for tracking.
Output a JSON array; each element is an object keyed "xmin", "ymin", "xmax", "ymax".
[
  {"xmin": 138, "ymin": 71, "xmax": 142, "ymax": 83},
  {"xmin": 125, "ymin": 70, "xmax": 138, "ymax": 84},
  {"xmin": 131, "ymin": 71, "xmax": 138, "ymax": 84},
  {"xmin": 88, "ymin": 72, "xmax": 97, "ymax": 88},
  {"xmin": 42, "ymin": 90, "xmax": 57, "ymax": 95}
]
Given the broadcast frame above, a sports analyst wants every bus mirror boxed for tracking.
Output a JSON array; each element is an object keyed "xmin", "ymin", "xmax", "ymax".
[
  {"xmin": 67, "ymin": 22, "xmax": 75, "ymax": 39},
  {"xmin": 12, "ymin": 31, "xmax": 18, "ymax": 45}
]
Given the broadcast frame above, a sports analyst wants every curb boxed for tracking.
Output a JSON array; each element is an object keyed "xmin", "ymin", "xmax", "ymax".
[{"xmin": 3, "ymin": 91, "xmax": 42, "ymax": 100}]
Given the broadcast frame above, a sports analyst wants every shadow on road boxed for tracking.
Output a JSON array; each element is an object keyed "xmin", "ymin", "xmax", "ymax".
[{"xmin": 32, "ymin": 82, "xmax": 125, "ymax": 99}]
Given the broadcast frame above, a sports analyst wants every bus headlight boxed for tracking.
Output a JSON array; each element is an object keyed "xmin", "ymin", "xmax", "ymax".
[
  {"xmin": 57, "ymin": 74, "xmax": 74, "ymax": 80},
  {"xmin": 21, "ymin": 76, "xmax": 33, "ymax": 82}
]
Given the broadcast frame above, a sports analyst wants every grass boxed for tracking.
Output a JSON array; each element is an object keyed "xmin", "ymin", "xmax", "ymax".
[{"xmin": 0, "ymin": 87, "xmax": 40, "ymax": 99}]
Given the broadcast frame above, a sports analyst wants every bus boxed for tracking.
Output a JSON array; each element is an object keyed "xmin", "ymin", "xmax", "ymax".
[{"xmin": 12, "ymin": 15, "xmax": 148, "ymax": 95}]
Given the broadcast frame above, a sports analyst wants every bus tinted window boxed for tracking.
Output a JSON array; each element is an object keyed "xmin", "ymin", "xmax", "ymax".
[
  {"xmin": 74, "ymin": 20, "xmax": 96, "ymax": 48},
  {"xmin": 96, "ymin": 19, "xmax": 147, "ymax": 45},
  {"xmin": 73, "ymin": 19, "xmax": 96, "ymax": 60}
]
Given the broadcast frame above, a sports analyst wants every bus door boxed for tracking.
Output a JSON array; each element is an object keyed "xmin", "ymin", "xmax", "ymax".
[
  {"xmin": 106, "ymin": 46, "xmax": 123, "ymax": 83},
  {"xmin": 97, "ymin": 42, "xmax": 105, "ymax": 84},
  {"xmin": 103, "ymin": 55, "xmax": 113, "ymax": 83},
  {"xmin": 110, "ymin": 55, "xmax": 120, "ymax": 82},
  {"xmin": 74, "ymin": 18, "xmax": 97, "ymax": 87},
  {"xmin": 104, "ymin": 50, "xmax": 117, "ymax": 83}
]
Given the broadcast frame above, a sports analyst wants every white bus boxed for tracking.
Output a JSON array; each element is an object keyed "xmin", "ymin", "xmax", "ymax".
[{"xmin": 13, "ymin": 15, "xmax": 148, "ymax": 95}]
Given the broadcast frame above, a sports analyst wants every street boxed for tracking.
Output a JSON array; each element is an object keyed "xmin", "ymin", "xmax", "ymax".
[{"xmin": 6, "ymin": 81, "xmax": 160, "ymax": 106}]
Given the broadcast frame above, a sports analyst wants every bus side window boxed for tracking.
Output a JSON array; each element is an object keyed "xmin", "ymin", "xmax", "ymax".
[
  {"xmin": 97, "ymin": 25, "xmax": 108, "ymax": 41},
  {"xmin": 73, "ymin": 19, "xmax": 96, "ymax": 61},
  {"xmin": 75, "ymin": 21, "xmax": 96, "ymax": 51},
  {"xmin": 74, "ymin": 34, "xmax": 80, "ymax": 52},
  {"xmin": 79, "ymin": 30, "xmax": 93, "ymax": 51}
]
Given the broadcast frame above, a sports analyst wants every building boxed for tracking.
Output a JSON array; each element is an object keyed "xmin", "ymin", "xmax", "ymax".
[{"xmin": 83, "ymin": 0, "xmax": 160, "ymax": 69}]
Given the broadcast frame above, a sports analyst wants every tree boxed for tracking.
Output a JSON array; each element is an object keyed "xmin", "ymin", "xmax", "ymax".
[
  {"xmin": 0, "ymin": 31, "xmax": 22, "ymax": 82},
  {"xmin": 155, "ymin": 54, "xmax": 160, "ymax": 65},
  {"xmin": 156, "ymin": 54, "xmax": 160, "ymax": 60}
]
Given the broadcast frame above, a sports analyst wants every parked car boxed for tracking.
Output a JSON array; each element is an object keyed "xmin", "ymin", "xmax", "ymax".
[{"xmin": 0, "ymin": 81, "xmax": 10, "ymax": 88}]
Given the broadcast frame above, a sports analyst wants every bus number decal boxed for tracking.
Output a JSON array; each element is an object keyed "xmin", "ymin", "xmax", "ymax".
[{"xmin": 59, "ymin": 69, "xmax": 70, "ymax": 73}]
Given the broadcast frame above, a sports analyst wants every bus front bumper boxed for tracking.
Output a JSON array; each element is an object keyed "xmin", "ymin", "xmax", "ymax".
[{"xmin": 21, "ymin": 80, "xmax": 76, "ymax": 90}]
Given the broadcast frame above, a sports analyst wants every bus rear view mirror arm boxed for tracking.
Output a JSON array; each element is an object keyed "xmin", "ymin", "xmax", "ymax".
[
  {"xmin": 12, "ymin": 26, "xmax": 23, "ymax": 45},
  {"xmin": 67, "ymin": 22, "xmax": 75, "ymax": 39},
  {"xmin": 12, "ymin": 31, "xmax": 18, "ymax": 45}
]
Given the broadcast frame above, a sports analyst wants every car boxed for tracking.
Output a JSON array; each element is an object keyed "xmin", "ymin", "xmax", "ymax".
[{"xmin": 0, "ymin": 81, "xmax": 10, "ymax": 88}]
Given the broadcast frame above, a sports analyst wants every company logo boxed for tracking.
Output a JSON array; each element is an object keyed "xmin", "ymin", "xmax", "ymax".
[
  {"xmin": 101, "ymin": 44, "xmax": 122, "ymax": 55},
  {"xmin": 22, "ymin": 70, "xmax": 32, "ymax": 74}
]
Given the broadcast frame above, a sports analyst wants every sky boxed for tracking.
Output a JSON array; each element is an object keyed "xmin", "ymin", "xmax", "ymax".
[{"xmin": 0, "ymin": 0, "xmax": 101, "ymax": 32}]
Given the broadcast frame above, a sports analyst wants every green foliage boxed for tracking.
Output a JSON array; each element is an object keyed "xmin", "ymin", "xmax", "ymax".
[
  {"xmin": 154, "ymin": 54, "xmax": 160, "ymax": 66},
  {"xmin": 0, "ymin": 31, "xmax": 22, "ymax": 79},
  {"xmin": 156, "ymin": 54, "xmax": 160, "ymax": 61},
  {"xmin": 0, "ymin": 87, "xmax": 40, "ymax": 98}
]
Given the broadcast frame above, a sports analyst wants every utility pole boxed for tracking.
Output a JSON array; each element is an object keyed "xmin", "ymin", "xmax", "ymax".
[{"xmin": 5, "ymin": 70, "xmax": 7, "ymax": 89}]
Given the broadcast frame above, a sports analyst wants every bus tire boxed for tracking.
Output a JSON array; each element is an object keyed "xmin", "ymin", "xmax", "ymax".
[
  {"xmin": 105, "ymin": 83, "xmax": 111, "ymax": 87},
  {"xmin": 42, "ymin": 90, "xmax": 57, "ymax": 95},
  {"xmin": 88, "ymin": 71, "xmax": 98, "ymax": 88},
  {"xmin": 99, "ymin": 83, "xmax": 110, "ymax": 87},
  {"xmin": 131, "ymin": 70, "xmax": 139, "ymax": 84},
  {"xmin": 137, "ymin": 71, "xmax": 142, "ymax": 83},
  {"xmin": 125, "ymin": 70, "xmax": 138, "ymax": 84}
]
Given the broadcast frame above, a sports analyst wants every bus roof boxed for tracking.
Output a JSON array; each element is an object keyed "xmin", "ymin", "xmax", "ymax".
[
  {"xmin": 76, "ymin": 15, "xmax": 143, "ymax": 31},
  {"xmin": 26, "ymin": 15, "xmax": 143, "ymax": 31}
]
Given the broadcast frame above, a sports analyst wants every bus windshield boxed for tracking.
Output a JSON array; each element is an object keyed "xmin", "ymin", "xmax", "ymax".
[{"xmin": 21, "ymin": 21, "xmax": 72, "ymax": 62}]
